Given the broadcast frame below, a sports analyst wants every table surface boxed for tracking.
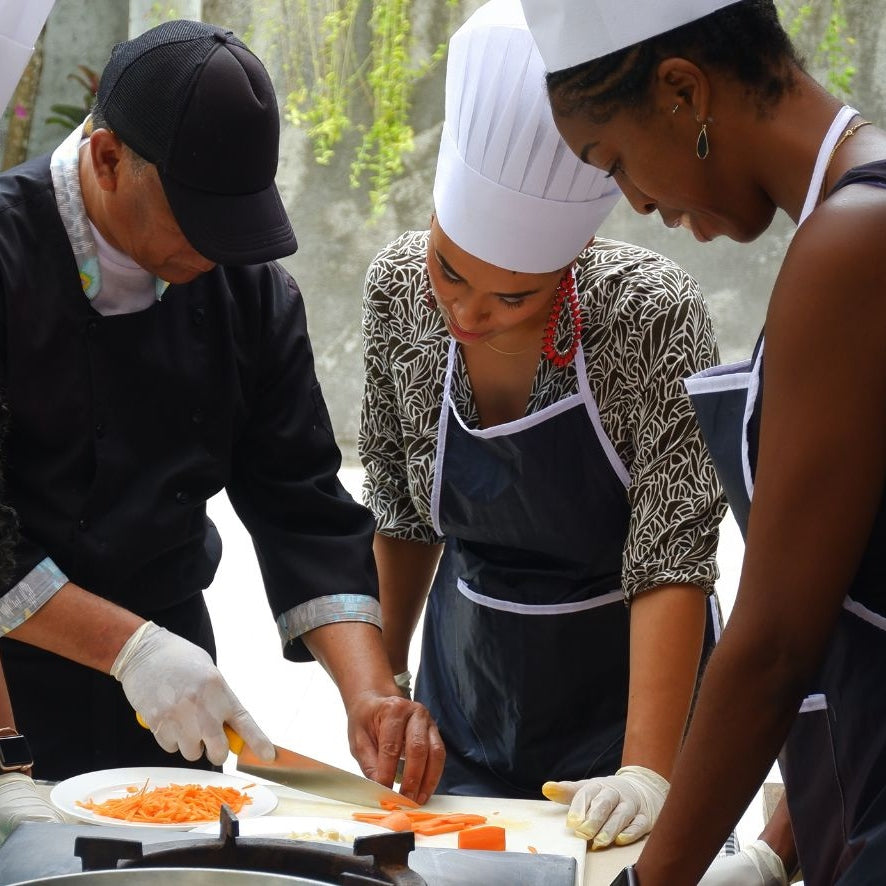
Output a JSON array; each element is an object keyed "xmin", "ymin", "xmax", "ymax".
[{"xmin": 35, "ymin": 779, "xmax": 642, "ymax": 886}]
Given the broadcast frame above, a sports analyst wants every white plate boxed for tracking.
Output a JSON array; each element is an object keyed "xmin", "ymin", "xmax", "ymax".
[
  {"xmin": 50, "ymin": 766, "xmax": 278, "ymax": 829},
  {"xmin": 191, "ymin": 815, "xmax": 387, "ymax": 845}
]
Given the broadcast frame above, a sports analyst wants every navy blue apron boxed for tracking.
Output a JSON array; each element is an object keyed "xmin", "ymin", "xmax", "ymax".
[
  {"xmin": 685, "ymin": 105, "xmax": 886, "ymax": 886},
  {"xmin": 417, "ymin": 339, "xmax": 719, "ymax": 798}
]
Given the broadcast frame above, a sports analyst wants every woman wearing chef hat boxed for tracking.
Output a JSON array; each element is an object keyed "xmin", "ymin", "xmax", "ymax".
[
  {"xmin": 519, "ymin": 0, "xmax": 886, "ymax": 883},
  {"xmin": 359, "ymin": 0, "xmax": 727, "ymax": 851}
]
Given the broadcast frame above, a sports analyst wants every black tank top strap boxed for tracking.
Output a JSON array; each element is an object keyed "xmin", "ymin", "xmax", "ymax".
[{"xmin": 827, "ymin": 158, "xmax": 886, "ymax": 198}]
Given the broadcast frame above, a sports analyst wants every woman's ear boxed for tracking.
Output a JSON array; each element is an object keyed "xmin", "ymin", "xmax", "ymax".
[{"xmin": 657, "ymin": 57, "xmax": 711, "ymax": 121}]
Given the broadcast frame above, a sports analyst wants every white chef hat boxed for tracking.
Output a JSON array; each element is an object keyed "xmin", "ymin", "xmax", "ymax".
[
  {"xmin": 433, "ymin": 0, "xmax": 620, "ymax": 274},
  {"xmin": 520, "ymin": 0, "xmax": 742, "ymax": 74}
]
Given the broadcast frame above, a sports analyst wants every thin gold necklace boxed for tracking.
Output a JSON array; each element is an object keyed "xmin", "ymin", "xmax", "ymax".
[
  {"xmin": 818, "ymin": 118, "xmax": 871, "ymax": 204},
  {"xmin": 484, "ymin": 339, "xmax": 534, "ymax": 356}
]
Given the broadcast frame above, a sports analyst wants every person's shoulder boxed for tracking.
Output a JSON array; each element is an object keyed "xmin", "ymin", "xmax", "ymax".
[
  {"xmin": 577, "ymin": 236, "xmax": 703, "ymax": 314},
  {"xmin": 581, "ymin": 236, "xmax": 696, "ymax": 280},
  {"xmin": 0, "ymin": 155, "xmax": 54, "ymax": 217},
  {"xmin": 777, "ymin": 175, "xmax": 886, "ymax": 324},
  {"xmin": 367, "ymin": 230, "xmax": 429, "ymax": 277}
]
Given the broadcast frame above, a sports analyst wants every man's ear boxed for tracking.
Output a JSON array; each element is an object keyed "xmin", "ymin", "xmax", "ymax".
[{"xmin": 89, "ymin": 128, "xmax": 126, "ymax": 193}]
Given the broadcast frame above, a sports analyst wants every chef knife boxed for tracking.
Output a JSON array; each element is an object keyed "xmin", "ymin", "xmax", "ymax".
[{"xmin": 136, "ymin": 714, "xmax": 418, "ymax": 809}]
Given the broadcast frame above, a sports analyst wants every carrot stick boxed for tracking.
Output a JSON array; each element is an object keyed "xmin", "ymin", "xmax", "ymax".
[
  {"xmin": 457, "ymin": 825, "xmax": 507, "ymax": 851},
  {"xmin": 412, "ymin": 821, "xmax": 471, "ymax": 836}
]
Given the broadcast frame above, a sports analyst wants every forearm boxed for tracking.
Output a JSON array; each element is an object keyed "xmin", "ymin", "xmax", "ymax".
[
  {"xmin": 302, "ymin": 620, "xmax": 400, "ymax": 709},
  {"xmin": 7, "ymin": 581, "xmax": 143, "ymax": 673},
  {"xmin": 623, "ymin": 584, "xmax": 706, "ymax": 778},
  {"xmin": 635, "ymin": 625, "xmax": 805, "ymax": 884},
  {"xmin": 373, "ymin": 533, "xmax": 442, "ymax": 673},
  {"xmin": 760, "ymin": 793, "xmax": 798, "ymax": 881}
]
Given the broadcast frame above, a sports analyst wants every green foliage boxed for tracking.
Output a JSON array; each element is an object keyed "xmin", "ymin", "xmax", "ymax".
[
  {"xmin": 147, "ymin": 4, "xmax": 182, "ymax": 26},
  {"xmin": 284, "ymin": 0, "xmax": 459, "ymax": 218},
  {"xmin": 779, "ymin": 0, "xmax": 856, "ymax": 97},
  {"xmin": 45, "ymin": 65, "xmax": 99, "ymax": 131}
]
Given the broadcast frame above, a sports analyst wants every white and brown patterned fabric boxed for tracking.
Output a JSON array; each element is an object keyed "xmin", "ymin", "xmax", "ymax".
[{"xmin": 359, "ymin": 231, "xmax": 726, "ymax": 600}]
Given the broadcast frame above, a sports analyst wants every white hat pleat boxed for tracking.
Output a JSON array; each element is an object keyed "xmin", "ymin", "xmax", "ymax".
[
  {"xmin": 519, "ymin": 0, "xmax": 743, "ymax": 74},
  {"xmin": 433, "ymin": 0, "xmax": 621, "ymax": 274}
]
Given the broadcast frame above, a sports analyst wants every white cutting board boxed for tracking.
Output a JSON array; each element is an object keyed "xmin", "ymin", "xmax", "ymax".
[{"xmin": 261, "ymin": 784, "xmax": 643, "ymax": 885}]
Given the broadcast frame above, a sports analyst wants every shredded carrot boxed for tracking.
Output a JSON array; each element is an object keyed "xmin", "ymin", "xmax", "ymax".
[
  {"xmin": 457, "ymin": 825, "xmax": 506, "ymax": 851},
  {"xmin": 76, "ymin": 779, "xmax": 253, "ymax": 824},
  {"xmin": 527, "ymin": 845, "xmax": 538, "ymax": 854},
  {"xmin": 351, "ymin": 808, "xmax": 488, "ymax": 836}
]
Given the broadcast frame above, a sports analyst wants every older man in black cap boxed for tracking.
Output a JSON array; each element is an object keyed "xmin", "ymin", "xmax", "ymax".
[{"xmin": 0, "ymin": 20, "xmax": 444, "ymax": 802}]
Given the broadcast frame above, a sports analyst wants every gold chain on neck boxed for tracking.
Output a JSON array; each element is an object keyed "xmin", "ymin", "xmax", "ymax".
[
  {"xmin": 484, "ymin": 339, "xmax": 534, "ymax": 356},
  {"xmin": 818, "ymin": 118, "xmax": 871, "ymax": 204}
]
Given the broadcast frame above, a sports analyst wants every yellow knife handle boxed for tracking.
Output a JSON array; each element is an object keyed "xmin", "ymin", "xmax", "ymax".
[{"xmin": 135, "ymin": 712, "xmax": 244, "ymax": 755}]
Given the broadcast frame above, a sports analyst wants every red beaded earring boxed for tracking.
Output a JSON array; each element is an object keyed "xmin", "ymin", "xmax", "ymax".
[
  {"xmin": 542, "ymin": 266, "xmax": 582, "ymax": 368},
  {"xmin": 423, "ymin": 268, "xmax": 437, "ymax": 310}
]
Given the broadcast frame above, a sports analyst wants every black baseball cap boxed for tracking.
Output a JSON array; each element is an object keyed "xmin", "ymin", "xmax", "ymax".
[{"xmin": 96, "ymin": 20, "xmax": 297, "ymax": 265}]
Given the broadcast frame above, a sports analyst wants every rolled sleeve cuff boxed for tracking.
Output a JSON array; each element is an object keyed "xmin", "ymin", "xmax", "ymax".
[
  {"xmin": 0, "ymin": 558, "xmax": 68, "ymax": 635},
  {"xmin": 277, "ymin": 594, "xmax": 382, "ymax": 654}
]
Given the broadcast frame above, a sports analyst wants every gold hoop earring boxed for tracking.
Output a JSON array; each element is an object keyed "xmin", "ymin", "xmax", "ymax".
[{"xmin": 696, "ymin": 120, "xmax": 709, "ymax": 160}]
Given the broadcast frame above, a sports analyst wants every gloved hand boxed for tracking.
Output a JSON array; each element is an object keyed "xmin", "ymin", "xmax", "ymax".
[
  {"xmin": 111, "ymin": 621, "xmax": 275, "ymax": 766},
  {"xmin": 393, "ymin": 669, "xmax": 413, "ymax": 700},
  {"xmin": 0, "ymin": 771, "xmax": 65, "ymax": 843},
  {"xmin": 542, "ymin": 764, "xmax": 669, "ymax": 849},
  {"xmin": 699, "ymin": 839, "xmax": 789, "ymax": 886}
]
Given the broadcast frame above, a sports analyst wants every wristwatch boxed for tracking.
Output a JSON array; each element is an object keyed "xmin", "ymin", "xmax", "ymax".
[
  {"xmin": 0, "ymin": 728, "xmax": 34, "ymax": 773},
  {"xmin": 609, "ymin": 865, "xmax": 639, "ymax": 886}
]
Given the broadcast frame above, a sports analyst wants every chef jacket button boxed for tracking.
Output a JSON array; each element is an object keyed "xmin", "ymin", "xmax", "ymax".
[
  {"xmin": 86, "ymin": 320, "xmax": 98, "ymax": 336},
  {"xmin": 192, "ymin": 308, "xmax": 205, "ymax": 325},
  {"xmin": 78, "ymin": 519, "xmax": 88, "ymax": 531},
  {"xmin": 191, "ymin": 409, "xmax": 204, "ymax": 425},
  {"xmin": 175, "ymin": 491, "xmax": 190, "ymax": 505},
  {"xmin": 95, "ymin": 423, "xmax": 105, "ymax": 438}
]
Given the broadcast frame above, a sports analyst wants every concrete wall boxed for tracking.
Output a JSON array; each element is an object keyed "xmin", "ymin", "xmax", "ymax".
[{"xmin": 19, "ymin": 0, "xmax": 886, "ymax": 462}]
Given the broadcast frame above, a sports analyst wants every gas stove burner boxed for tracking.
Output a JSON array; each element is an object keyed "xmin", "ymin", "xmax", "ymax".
[{"xmin": 73, "ymin": 806, "xmax": 425, "ymax": 886}]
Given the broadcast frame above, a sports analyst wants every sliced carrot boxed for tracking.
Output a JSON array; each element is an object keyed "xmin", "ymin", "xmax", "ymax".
[
  {"xmin": 425, "ymin": 813, "xmax": 487, "ymax": 826},
  {"xmin": 412, "ymin": 821, "xmax": 470, "ymax": 836},
  {"xmin": 377, "ymin": 810, "xmax": 414, "ymax": 832},
  {"xmin": 351, "ymin": 808, "xmax": 489, "ymax": 837},
  {"xmin": 457, "ymin": 825, "xmax": 506, "ymax": 851}
]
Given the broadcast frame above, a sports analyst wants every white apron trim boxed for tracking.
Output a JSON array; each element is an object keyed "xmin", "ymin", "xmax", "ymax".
[
  {"xmin": 574, "ymin": 346, "xmax": 631, "ymax": 488},
  {"xmin": 430, "ymin": 340, "xmax": 458, "ymax": 536},
  {"xmin": 742, "ymin": 341, "xmax": 764, "ymax": 501},
  {"xmin": 798, "ymin": 693, "xmax": 827, "ymax": 714},
  {"xmin": 843, "ymin": 596, "xmax": 886, "ymax": 632},
  {"xmin": 683, "ymin": 359, "xmax": 752, "ymax": 396},
  {"xmin": 449, "ymin": 390, "xmax": 586, "ymax": 438},
  {"xmin": 798, "ymin": 105, "xmax": 860, "ymax": 226},
  {"xmin": 708, "ymin": 594, "xmax": 722, "ymax": 644},
  {"xmin": 430, "ymin": 337, "xmax": 629, "ymax": 534},
  {"xmin": 457, "ymin": 577, "xmax": 622, "ymax": 615}
]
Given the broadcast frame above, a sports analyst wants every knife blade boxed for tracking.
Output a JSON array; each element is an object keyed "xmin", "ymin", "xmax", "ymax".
[{"xmin": 135, "ymin": 714, "xmax": 418, "ymax": 809}]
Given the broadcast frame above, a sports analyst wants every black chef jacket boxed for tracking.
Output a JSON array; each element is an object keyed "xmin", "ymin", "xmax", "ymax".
[{"xmin": 0, "ymin": 156, "xmax": 379, "ymax": 776}]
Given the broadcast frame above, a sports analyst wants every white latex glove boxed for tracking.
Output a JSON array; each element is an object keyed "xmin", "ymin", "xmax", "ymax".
[
  {"xmin": 111, "ymin": 621, "xmax": 275, "ymax": 766},
  {"xmin": 699, "ymin": 839, "xmax": 789, "ymax": 886},
  {"xmin": 542, "ymin": 764, "xmax": 669, "ymax": 849},
  {"xmin": 0, "ymin": 772, "xmax": 65, "ymax": 843},
  {"xmin": 393, "ymin": 669, "xmax": 413, "ymax": 700}
]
